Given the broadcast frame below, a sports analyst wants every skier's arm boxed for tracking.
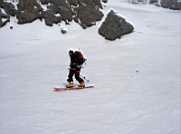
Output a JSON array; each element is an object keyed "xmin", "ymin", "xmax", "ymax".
[{"xmin": 77, "ymin": 58, "xmax": 87, "ymax": 68}]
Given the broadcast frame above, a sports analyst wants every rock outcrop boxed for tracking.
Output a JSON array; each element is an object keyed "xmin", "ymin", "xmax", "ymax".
[
  {"xmin": 75, "ymin": 0, "xmax": 104, "ymax": 28},
  {"xmin": 1, "ymin": 2, "xmax": 17, "ymax": 16},
  {"xmin": 161, "ymin": 0, "xmax": 181, "ymax": 10},
  {"xmin": 98, "ymin": 10, "xmax": 134, "ymax": 41},
  {"xmin": 40, "ymin": 0, "xmax": 104, "ymax": 28},
  {"xmin": 0, "ymin": 0, "xmax": 104, "ymax": 28},
  {"xmin": 0, "ymin": 8, "xmax": 10, "ymax": 28},
  {"xmin": 16, "ymin": 0, "xmax": 42, "ymax": 24}
]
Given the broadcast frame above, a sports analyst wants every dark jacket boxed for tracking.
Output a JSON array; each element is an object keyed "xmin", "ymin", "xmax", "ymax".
[{"xmin": 69, "ymin": 51, "xmax": 86, "ymax": 70}]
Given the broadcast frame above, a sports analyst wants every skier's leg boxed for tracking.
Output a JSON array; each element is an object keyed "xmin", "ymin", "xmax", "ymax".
[
  {"xmin": 66, "ymin": 69, "xmax": 75, "ymax": 87},
  {"xmin": 75, "ymin": 70, "xmax": 85, "ymax": 87},
  {"xmin": 67, "ymin": 69, "xmax": 74, "ymax": 82}
]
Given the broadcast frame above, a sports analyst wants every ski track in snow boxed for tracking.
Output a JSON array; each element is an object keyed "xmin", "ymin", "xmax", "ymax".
[{"xmin": 0, "ymin": 1, "xmax": 181, "ymax": 134}]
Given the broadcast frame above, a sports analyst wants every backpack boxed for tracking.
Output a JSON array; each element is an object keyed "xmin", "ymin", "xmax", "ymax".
[{"xmin": 74, "ymin": 51, "xmax": 86, "ymax": 65}]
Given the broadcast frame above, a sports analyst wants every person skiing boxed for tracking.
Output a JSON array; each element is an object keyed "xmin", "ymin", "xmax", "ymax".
[{"xmin": 66, "ymin": 50, "xmax": 86, "ymax": 88}]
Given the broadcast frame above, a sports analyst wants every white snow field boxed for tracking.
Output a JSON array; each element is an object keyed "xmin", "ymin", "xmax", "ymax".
[{"xmin": 0, "ymin": 1, "xmax": 181, "ymax": 134}]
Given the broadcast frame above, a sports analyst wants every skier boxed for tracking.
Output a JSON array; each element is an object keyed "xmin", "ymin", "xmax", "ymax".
[{"xmin": 66, "ymin": 50, "xmax": 86, "ymax": 88}]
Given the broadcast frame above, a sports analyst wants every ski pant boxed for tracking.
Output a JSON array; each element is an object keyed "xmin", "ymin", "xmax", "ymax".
[{"xmin": 67, "ymin": 68, "xmax": 84, "ymax": 83}]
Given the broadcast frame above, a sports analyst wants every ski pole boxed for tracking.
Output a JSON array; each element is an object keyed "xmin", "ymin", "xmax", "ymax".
[{"xmin": 81, "ymin": 75, "xmax": 90, "ymax": 83}]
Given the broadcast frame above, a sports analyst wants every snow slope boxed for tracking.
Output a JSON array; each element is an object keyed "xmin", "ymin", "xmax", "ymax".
[{"xmin": 0, "ymin": 1, "xmax": 181, "ymax": 134}]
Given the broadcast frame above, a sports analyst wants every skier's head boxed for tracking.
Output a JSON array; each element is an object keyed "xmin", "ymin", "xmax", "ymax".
[{"xmin": 69, "ymin": 50, "xmax": 74, "ymax": 56}]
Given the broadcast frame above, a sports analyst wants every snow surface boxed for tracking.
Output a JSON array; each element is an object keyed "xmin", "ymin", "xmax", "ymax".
[{"xmin": 0, "ymin": 1, "xmax": 181, "ymax": 134}]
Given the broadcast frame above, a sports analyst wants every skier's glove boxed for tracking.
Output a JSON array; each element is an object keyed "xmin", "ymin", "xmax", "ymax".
[{"xmin": 76, "ymin": 65, "xmax": 82, "ymax": 69}]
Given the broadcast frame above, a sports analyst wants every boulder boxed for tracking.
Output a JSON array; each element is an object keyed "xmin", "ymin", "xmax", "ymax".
[
  {"xmin": 42, "ymin": 10, "xmax": 61, "ymax": 26},
  {"xmin": 0, "ymin": 9, "xmax": 10, "ymax": 27},
  {"xmin": 0, "ymin": 18, "xmax": 9, "ymax": 27},
  {"xmin": 98, "ymin": 10, "xmax": 134, "ymax": 41},
  {"xmin": 17, "ymin": 0, "xmax": 42, "ymax": 11},
  {"xmin": 0, "ymin": 0, "xmax": 3, "ymax": 6},
  {"xmin": 40, "ymin": 0, "xmax": 52, "ymax": 5},
  {"xmin": 16, "ymin": 10, "xmax": 41, "ymax": 24},
  {"xmin": 1, "ymin": 2, "xmax": 17, "ymax": 16},
  {"xmin": 47, "ymin": 0, "xmax": 73, "ymax": 23},
  {"xmin": 61, "ymin": 28, "xmax": 67, "ymax": 34},
  {"xmin": 75, "ymin": 0, "xmax": 103, "ymax": 28},
  {"xmin": 0, "ymin": 0, "xmax": 3, "ymax": 5},
  {"xmin": 56, "ymin": 5, "xmax": 73, "ymax": 22},
  {"xmin": 67, "ymin": 0, "xmax": 78, "ymax": 6},
  {"xmin": 78, "ymin": 0, "xmax": 102, "ymax": 9},
  {"xmin": 1, "ymin": 0, "xmax": 104, "ymax": 29},
  {"xmin": 0, "ymin": 9, "xmax": 9, "ymax": 18},
  {"xmin": 102, "ymin": 0, "xmax": 108, "ymax": 3},
  {"xmin": 16, "ymin": 0, "xmax": 42, "ymax": 24},
  {"xmin": 161, "ymin": 0, "xmax": 181, "ymax": 10}
]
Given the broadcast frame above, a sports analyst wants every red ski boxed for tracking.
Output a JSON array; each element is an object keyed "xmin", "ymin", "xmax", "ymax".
[{"xmin": 53, "ymin": 84, "xmax": 95, "ymax": 92}]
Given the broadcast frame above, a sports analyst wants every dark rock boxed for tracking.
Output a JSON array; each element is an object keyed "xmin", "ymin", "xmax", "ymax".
[
  {"xmin": 0, "ymin": 0, "xmax": 3, "ymax": 6},
  {"xmin": 98, "ymin": 10, "xmax": 134, "ymax": 41},
  {"xmin": 1, "ymin": 0, "xmax": 104, "ymax": 29},
  {"xmin": 10, "ymin": 25, "xmax": 13, "ymax": 29},
  {"xmin": 51, "ymin": 0, "xmax": 69, "ymax": 6},
  {"xmin": 47, "ymin": 4, "xmax": 59, "ymax": 13},
  {"xmin": 16, "ymin": 10, "xmax": 41, "ymax": 24},
  {"xmin": 102, "ymin": 0, "xmax": 108, "ymax": 3},
  {"xmin": 0, "ymin": 8, "xmax": 9, "ymax": 18},
  {"xmin": 40, "ymin": 0, "xmax": 52, "ymax": 5},
  {"xmin": 94, "ymin": 0, "xmax": 103, "ymax": 9},
  {"xmin": 0, "ymin": 9, "xmax": 10, "ymax": 28},
  {"xmin": 0, "ymin": 18, "xmax": 9, "ymax": 27},
  {"xmin": 47, "ymin": 0, "xmax": 73, "ymax": 23},
  {"xmin": 42, "ymin": 10, "xmax": 61, "ymax": 26},
  {"xmin": 61, "ymin": 28, "xmax": 67, "ymax": 34},
  {"xmin": 1, "ymin": 2, "xmax": 17, "ymax": 16},
  {"xmin": 57, "ymin": 5, "xmax": 73, "ymax": 22},
  {"xmin": 16, "ymin": 0, "xmax": 43, "ymax": 24},
  {"xmin": 34, "ymin": 0, "xmax": 103, "ymax": 28},
  {"xmin": 161, "ymin": 0, "xmax": 181, "ymax": 10},
  {"xmin": 149, "ymin": 0, "xmax": 158, "ymax": 4},
  {"xmin": 17, "ymin": 0, "xmax": 42, "ymax": 11},
  {"xmin": 67, "ymin": 0, "xmax": 78, "ymax": 6},
  {"xmin": 78, "ymin": 0, "xmax": 102, "ymax": 9},
  {"xmin": 17, "ymin": 0, "xmax": 23, "ymax": 10},
  {"xmin": 75, "ymin": 0, "xmax": 103, "ymax": 28}
]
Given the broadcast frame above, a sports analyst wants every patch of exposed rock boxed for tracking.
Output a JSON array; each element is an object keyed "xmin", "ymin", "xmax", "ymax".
[{"xmin": 98, "ymin": 10, "xmax": 134, "ymax": 41}]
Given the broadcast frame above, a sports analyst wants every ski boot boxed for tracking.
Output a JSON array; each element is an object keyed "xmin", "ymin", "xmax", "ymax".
[
  {"xmin": 66, "ymin": 82, "xmax": 74, "ymax": 88},
  {"xmin": 78, "ymin": 81, "xmax": 85, "ymax": 88}
]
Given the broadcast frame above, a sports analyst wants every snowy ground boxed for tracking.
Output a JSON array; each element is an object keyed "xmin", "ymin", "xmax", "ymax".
[{"xmin": 0, "ymin": 1, "xmax": 181, "ymax": 134}]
